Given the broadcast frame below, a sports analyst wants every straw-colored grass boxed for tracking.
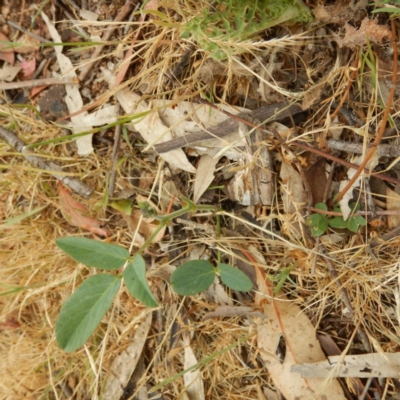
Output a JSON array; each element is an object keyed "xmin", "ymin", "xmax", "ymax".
[{"xmin": 1, "ymin": 0, "xmax": 400, "ymax": 399}]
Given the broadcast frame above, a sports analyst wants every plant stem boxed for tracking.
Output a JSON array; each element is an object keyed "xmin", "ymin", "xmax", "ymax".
[
  {"xmin": 216, "ymin": 214, "xmax": 221, "ymax": 264},
  {"xmin": 137, "ymin": 220, "xmax": 167, "ymax": 255},
  {"xmin": 137, "ymin": 202, "xmax": 219, "ymax": 254}
]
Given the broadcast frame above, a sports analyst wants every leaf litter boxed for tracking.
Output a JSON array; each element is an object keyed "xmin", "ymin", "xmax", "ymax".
[{"xmin": 2, "ymin": 0, "xmax": 400, "ymax": 399}]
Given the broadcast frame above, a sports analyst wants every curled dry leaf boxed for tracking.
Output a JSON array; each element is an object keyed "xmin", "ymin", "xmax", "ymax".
[
  {"xmin": 183, "ymin": 332, "xmax": 205, "ymax": 400},
  {"xmin": 193, "ymin": 154, "xmax": 219, "ymax": 203},
  {"xmin": 103, "ymin": 313, "xmax": 152, "ymax": 399},
  {"xmin": 0, "ymin": 32, "xmax": 15, "ymax": 65},
  {"xmin": 58, "ymin": 182, "xmax": 109, "ymax": 237}
]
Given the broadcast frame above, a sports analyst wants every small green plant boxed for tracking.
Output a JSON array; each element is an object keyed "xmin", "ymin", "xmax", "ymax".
[
  {"xmin": 181, "ymin": 0, "xmax": 313, "ymax": 60},
  {"xmin": 268, "ymin": 264, "xmax": 296, "ymax": 296},
  {"xmin": 372, "ymin": 0, "xmax": 400, "ymax": 17},
  {"xmin": 307, "ymin": 202, "xmax": 367, "ymax": 237},
  {"xmin": 55, "ymin": 198, "xmax": 252, "ymax": 352}
]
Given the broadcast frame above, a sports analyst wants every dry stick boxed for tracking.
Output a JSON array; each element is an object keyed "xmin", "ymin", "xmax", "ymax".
[
  {"xmin": 292, "ymin": 141, "xmax": 400, "ymax": 186},
  {"xmin": 57, "ymin": 0, "xmax": 89, "ymax": 38},
  {"xmin": 78, "ymin": 0, "xmax": 134, "ymax": 82},
  {"xmin": 327, "ymin": 139, "xmax": 400, "ymax": 158},
  {"xmin": 0, "ymin": 126, "xmax": 93, "ymax": 198},
  {"xmin": 7, "ymin": 20, "xmax": 52, "ymax": 44},
  {"xmin": 309, "ymin": 207, "xmax": 400, "ymax": 217},
  {"xmin": 154, "ymin": 100, "xmax": 304, "ymax": 153},
  {"xmin": 0, "ymin": 77, "xmax": 76, "ymax": 90},
  {"xmin": 370, "ymin": 223, "xmax": 400, "ymax": 248},
  {"xmin": 336, "ymin": 19, "xmax": 398, "ymax": 202},
  {"xmin": 108, "ymin": 107, "xmax": 121, "ymax": 197}
]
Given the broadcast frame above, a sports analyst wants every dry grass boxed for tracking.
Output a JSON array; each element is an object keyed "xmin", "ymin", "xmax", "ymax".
[{"xmin": 1, "ymin": 0, "xmax": 400, "ymax": 399}]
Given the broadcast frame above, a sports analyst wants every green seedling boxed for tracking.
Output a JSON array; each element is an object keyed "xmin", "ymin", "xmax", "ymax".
[
  {"xmin": 181, "ymin": 0, "xmax": 313, "ymax": 60},
  {"xmin": 55, "ymin": 198, "xmax": 252, "ymax": 352},
  {"xmin": 328, "ymin": 203, "xmax": 367, "ymax": 233},
  {"xmin": 307, "ymin": 203, "xmax": 329, "ymax": 237},
  {"xmin": 267, "ymin": 264, "xmax": 296, "ymax": 296},
  {"xmin": 307, "ymin": 202, "xmax": 367, "ymax": 237}
]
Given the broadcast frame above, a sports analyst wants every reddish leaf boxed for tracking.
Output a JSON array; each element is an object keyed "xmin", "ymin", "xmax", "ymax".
[
  {"xmin": 58, "ymin": 182, "xmax": 109, "ymax": 237},
  {"xmin": 0, "ymin": 317, "xmax": 20, "ymax": 330}
]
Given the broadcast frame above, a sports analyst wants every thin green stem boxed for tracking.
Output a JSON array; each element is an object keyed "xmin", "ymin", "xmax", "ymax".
[
  {"xmin": 137, "ymin": 202, "xmax": 219, "ymax": 254},
  {"xmin": 137, "ymin": 220, "xmax": 166, "ymax": 255}
]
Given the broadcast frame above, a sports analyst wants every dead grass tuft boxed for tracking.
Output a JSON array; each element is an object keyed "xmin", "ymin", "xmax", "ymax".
[{"xmin": 1, "ymin": 0, "xmax": 400, "ymax": 399}]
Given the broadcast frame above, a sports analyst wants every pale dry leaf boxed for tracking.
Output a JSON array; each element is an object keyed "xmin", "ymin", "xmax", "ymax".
[
  {"xmin": 183, "ymin": 333, "xmax": 205, "ymax": 400},
  {"xmin": 103, "ymin": 313, "xmax": 152, "ymax": 400},
  {"xmin": 114, "ymin": 89, "xmax": 248, "ymax": 160},
  {"xmin": 255, "ymin": 266, "xmax": 346, "ymax": 399},
  {"xmin": 279, "ymin": 161, "xmax": 307, "ymax": 238},
  {"xmin": 301, "ymin": 85, "xmax": 322, "ymax": 110},
  {"xmin": 386, "ymin": 187, "xmax": 400, "ymax": 229},
  {"xmin": 280, "ymin": 161, "xmax": 307, "ymax": 213},
  {"xmin": 79, "ymin": 8, "xmax": 99, "ymax": 21},
  {"xmin": 116, "ymin": 89, "xmax": 196, "ymax": 173},
  {"xmin": 0, "ymin": 64, "xmax": 20, "ymax": 81},
  {"xmin": 77, "ymin": 104, "xmax": 117, "ymax": 126},
  {"xmin": 58, "ymin": 182, "xmax": 109, "ymax": 237},
  {"xmin": 193, "ymin": 154, "xmax": 219, "ymax": 203},
  {"xmin": 204, "ymin": 276, "xmax": 233, "ymax": 305},
  {"xmin": 337, "ymin": 18, "xmax": 392, "ymax": 49},
  {"xmin": 339, "ymin": 155, "xmax": 378, "ymax": 220},
  {"xmin": 292, "ymin": 352, "xmax": 400, "ymax": 379},
  {"xmin": 41, "ymin": 12, "xmax": 94, "ymax": 155}
]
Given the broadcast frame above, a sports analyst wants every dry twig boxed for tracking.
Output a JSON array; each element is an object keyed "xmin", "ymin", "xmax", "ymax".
[
  {"xmin": 0, "ymin": 77, "xmax": 76, "ymax": 90},
  {"xmin": 0, "ymin": 126, "xmax": 93, "ymax": 198}
]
